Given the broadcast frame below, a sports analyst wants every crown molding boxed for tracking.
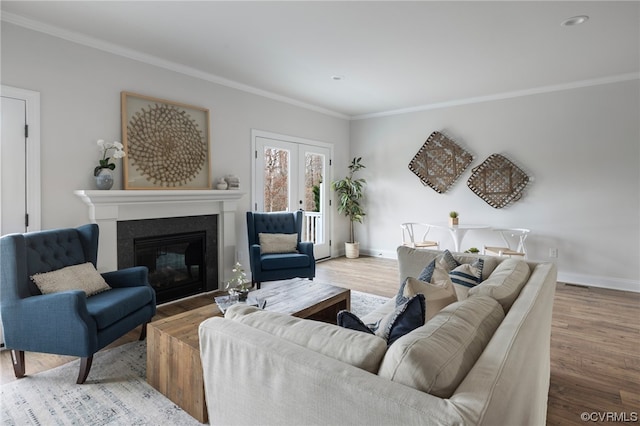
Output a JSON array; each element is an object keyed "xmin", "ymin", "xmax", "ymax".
[
  {"xmin": 351, "ymin": 73, "xmax": 640, "ymax": 120},
  {"xmin": 4, "ymin": 11, "xmax": 637, "ymax": 122},
  {"xmin": 1, "ymin": 12, "xmax": 350, "ymax": 120}
]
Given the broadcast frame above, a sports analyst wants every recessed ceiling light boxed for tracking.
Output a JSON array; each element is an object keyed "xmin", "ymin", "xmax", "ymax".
[
  {"xmin": 331, "ymin": 75, "xmax": 344, "ymax": 81},
  {"xmin": 561, "ymin": 15, "xmax": 589, "ymax": 27}
]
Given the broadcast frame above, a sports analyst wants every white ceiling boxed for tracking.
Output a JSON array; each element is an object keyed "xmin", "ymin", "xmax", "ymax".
[{"xmin": 2, "ymin": 1, "xmax": 639, "ymax": 119}]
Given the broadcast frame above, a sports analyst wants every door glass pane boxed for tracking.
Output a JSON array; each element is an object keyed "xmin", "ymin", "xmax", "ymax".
[
  {"xmin": 303, "ymin": 152, "xmax": 324, "ymax": 243},
  {"xmin": 263, "ymin": 147, "xmax": 289, "ymax": 212}
]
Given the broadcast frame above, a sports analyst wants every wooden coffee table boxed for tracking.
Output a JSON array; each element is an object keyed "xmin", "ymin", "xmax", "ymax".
[{"xmin": 146, "ymin": 279, "xmax": 350, "ymax": 423}]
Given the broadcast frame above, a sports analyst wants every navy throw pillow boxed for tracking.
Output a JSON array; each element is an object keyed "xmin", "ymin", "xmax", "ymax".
[
  {"xmin": 337, "ymin": 311, "xmax": 374, "ymax": 335},
  {"xmin": 338, "ymin": 294, "xmax": 426, "ymax": 345}
]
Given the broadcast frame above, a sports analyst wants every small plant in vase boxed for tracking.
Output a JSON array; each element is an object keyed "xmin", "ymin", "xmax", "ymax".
[
  {"xmin": 449, "ymin": 211, "xmax": 459, "ymax": 226},
  {"xmin": 94, "ymin": 139, "xmax": 126, "ymax": 190},
  {"xmin": 226, "ymin": 262, "xmax": 251, "ymax": 301},
  {"xmin": 464, "ymin": 247, "xmax": 480, "ymax": 254}
]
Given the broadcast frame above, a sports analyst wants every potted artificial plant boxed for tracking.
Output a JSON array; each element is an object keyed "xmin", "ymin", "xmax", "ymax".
[
  {"xmin": 331, "ymin": 157, "xmax": 366, "ymax": 259},
  {"xmin": 449, "ymin": 211, "xmax": 459, "ymax": 226}
]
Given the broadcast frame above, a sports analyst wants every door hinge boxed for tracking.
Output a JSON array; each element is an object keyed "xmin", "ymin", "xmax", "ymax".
[
  {"xmin": 255, "ymin": 150, "xmax": 258, "ymax": 159},
  {"xmin": 329, "ymin": 199, "xmax": 332, "ymax": 206},
  {"xmin": 255, "ymin": 202, "xmax": 258, "ymax": 211},
  {"xmin": 25, "ymin": 124, "xmax": 29, "ymax": 138},
  {"xmin": 25, "ymin": 213, "xmax": 29, "ymax": 228},
  {"xmin": 329, "ymin": 158, "xmax": 332, "ymax": 166},
  {"xmin": 329, "ymin": 239, "xmax": 332, "ymax": 246}
]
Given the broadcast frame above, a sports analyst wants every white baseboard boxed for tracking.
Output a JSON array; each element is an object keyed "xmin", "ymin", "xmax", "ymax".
[
  {"xmin": 558, "ymin": 272, "xmax": 640, "ymax": 293},
  {"xmin": 360, "ymin": 248, "xmax": 397, "ymax": 259}
]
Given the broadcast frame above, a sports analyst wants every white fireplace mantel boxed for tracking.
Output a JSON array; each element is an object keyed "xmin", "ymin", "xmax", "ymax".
[{"xmin": 74, "ymin": 189, "xmax": 245, "ymax": 285}]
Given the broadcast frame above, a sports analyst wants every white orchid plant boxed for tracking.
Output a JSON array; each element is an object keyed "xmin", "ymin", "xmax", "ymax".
[
  {"xmin": 227, "ymin": 262, "xmax": 249, "ymax": 291},
  {"xmin": 94, "ymin": 139, "xmax": 126, "ymax": 176}
]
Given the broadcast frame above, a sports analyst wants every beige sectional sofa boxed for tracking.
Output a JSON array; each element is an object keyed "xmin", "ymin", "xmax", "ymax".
[{"xmin": 199, "ymin": 246, "xmax": 557, "ymax": 425}]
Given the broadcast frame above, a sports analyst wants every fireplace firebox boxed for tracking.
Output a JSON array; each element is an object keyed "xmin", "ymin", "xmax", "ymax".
[
  {"xmin": 117, "ymin": 215, "xmax": 218, "ymax": 304},
  {"xmin": 134, "ymin": 232, "xmax": 205, "ymax": 304}
]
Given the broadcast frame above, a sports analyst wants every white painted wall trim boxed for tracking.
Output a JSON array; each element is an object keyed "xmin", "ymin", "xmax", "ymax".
[
  {"xmin": 557, "ymin": 272, "xmax": 640, "ymax": 294},
  {"xmin": 352, "ymin": 73, "xmax": 640, "ymax": 120},
  {"xmin": 0, "ymin": 85, "xmax": 41, "ymax": 232},
  {"xmin": 5, "ymin": 11, "xmax": 637, "ymax": 122}
]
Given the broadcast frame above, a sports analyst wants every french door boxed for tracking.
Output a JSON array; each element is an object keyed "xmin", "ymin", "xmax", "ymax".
[{"xmin": 252, "ymin": 132, "xmax": 332, "ymax": 260}]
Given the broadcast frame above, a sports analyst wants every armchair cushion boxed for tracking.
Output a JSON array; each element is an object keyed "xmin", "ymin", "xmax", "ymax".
[
  {"xmin": 31, "ymin": 262, "xmax": 112, "ymax": 296},
  {"xmin": 86, "ymin": 286, "xmax": 155, "ymax": 330},
  {"xmin": 260, "ymin": 253, "xmax": 311, "ymax": 270},
  {"xmin": 259, "ymin": 233, "xmax": 299, "ymax": 254}
]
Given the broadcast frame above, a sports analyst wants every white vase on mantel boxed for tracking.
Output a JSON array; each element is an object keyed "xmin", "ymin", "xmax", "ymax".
[
  {"xmin": 216, "ymin": 177, "xmax": 228, "ymax": 190},
  {"xmin": 95, "ymin": 169, "xmax": 114, "ymax": 190}
]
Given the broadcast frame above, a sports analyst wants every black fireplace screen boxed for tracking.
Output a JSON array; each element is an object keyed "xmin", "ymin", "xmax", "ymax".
[{"xmin": 134, "ymin": 231, "xmax": 206, "ymax": 304}]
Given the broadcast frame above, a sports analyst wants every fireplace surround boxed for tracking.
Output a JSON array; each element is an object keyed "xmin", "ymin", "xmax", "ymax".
[
  {"xmin": 118, "ymin": 216, "xmax": 216, "ymax": 304},
  {"xmin": 74, "ymin": 190, "xmax": 244, "ymax": 297}
]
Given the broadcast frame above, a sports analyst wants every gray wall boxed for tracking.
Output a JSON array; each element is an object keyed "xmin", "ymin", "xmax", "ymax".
[
  {"xmin": 1, "ymin": 23, "xmax": 350, "ymax": 263},
  {"xmin": 350, "ymin": 80, "xmax": 640, "ymax": 290},
  {"xmin": 2, "ymin": 23, "xmax": 639, "ymax": 291}
]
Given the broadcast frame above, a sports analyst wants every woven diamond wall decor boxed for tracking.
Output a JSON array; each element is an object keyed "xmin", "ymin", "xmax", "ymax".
[
  {"xmin": 467, "ymin": 154, "xmax": 530, "ymax": 208},
  {"xmin": 408, "ymin": 131, "xmax": 473, "ymax": 193}
]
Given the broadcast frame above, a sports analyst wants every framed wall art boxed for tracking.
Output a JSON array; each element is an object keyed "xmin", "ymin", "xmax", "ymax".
[{"xmin": 121, "ymin": 92, "xmax": 211, "ymax": 189}]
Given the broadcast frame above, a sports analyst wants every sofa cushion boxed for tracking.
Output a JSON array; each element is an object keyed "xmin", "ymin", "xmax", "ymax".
[
  {"xmin": 225, "ymin": 304, "xmax": 388, "ymax": 373},
  {"xmin": 86, "ymin": 286, "xmax": 154, "ymax": 329},
  {"xmin": 259, "ymin": 233, "xmax": 298, "ymax": 254},
  {"xmin": 397, "ymin": 276, "xmax": 458, "ymax": 321},
  {"xmin": 339, "ymin": 294, "xmax": 425, "ymax": 346},
  {"xmin": 378, "ymin": 295, "xmax": 504, "ymax": 398},
  {"xmin": 31, "ymin": 262, "xmax": 111, "ymax": 297},
  {"xmin": 468, "ymin": 258, "xmax": 531, "ymax": 312}
]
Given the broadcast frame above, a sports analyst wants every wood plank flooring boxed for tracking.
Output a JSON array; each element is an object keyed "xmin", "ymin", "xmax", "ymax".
[{"xmin": 1, "ymin": 256, "xmax": 638, "ymax": 425}]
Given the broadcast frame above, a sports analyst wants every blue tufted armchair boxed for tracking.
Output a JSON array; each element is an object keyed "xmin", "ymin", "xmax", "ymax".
[
  {"xmin": 246, "ymin": 211, "xmax": 315, "ymax": 289},
  {"xmin": 0, "ymin": 224, "xmax": 156, "ymax": 384}
]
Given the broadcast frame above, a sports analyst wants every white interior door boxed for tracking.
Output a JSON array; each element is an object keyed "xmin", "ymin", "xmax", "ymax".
[
  {"xmin": 1, "ymin": 86, "xmax": 40, "ymax": 347},
  {"xmin": 1, "ymin": 96, "xmax": 28, "ymax": 235},
  {"xmin": 252, "ymin": 132, "xmax": 332, "ymax": 260},
  {"xmin": 0, "ymin": 85, "xmax": 40, "ymax": 237}
]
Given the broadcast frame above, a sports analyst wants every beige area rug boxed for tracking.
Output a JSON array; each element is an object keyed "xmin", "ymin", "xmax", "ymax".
[
  {"xmin": 1, "ymin": 291, "xmax": 388, "ymax": 426},
  {"xmin": 1, "ymin": 341, "xmax": 201, "ymax": 426},
  {"xmin": 350, "ymin": 290, "xmax": 389, "ymax": 317}
]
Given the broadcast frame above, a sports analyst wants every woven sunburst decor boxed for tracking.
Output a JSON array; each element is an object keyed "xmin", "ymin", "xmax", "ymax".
[
  {"xmin": 467, "ymin": 154, "xmax": 530, "ymax": 208},
  {"xmin": 121, "ymin": 92, "xmax": 211, "ymax": 190},
  {"xmin": 127, "ymin": 104, "xmax": 206, "ymax": 187},
  {"xmin": 408, "ymin": 131, "xmax": 473, "ymax": 193}
]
